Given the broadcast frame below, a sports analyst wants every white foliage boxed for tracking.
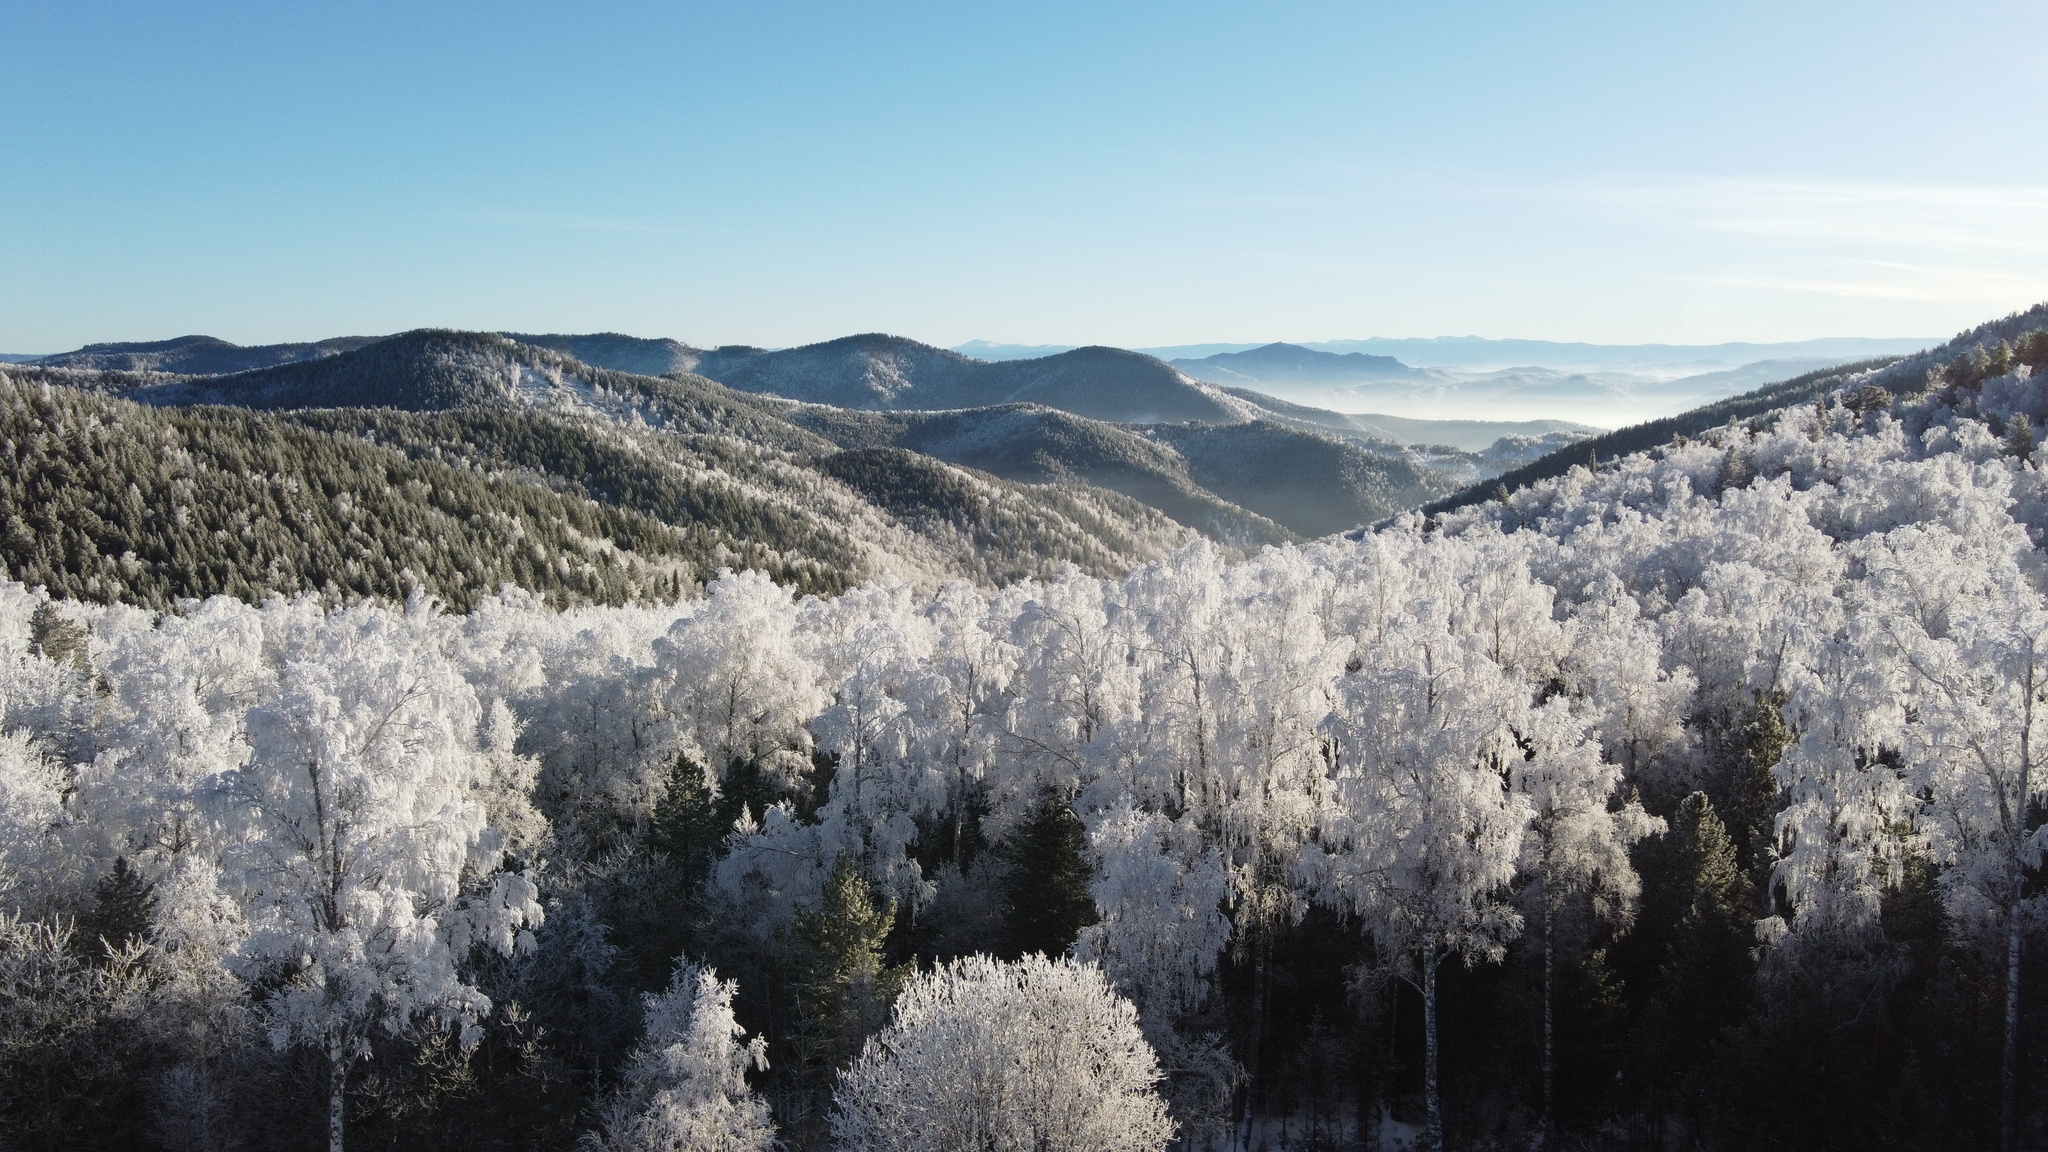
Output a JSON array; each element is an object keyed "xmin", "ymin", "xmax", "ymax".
[
  {"xmin": 213, "ymin": 598, "xmax": 542, "ymax": 1061},
  {"xmin": 0, "ymin": 729, "xmax": 66, "ymax": 911},
  {"xmin": 831, "ymin": 953, "xmax": 1174, "ymax": 1152},
  {"xmin": 1074, "ymin": 803, "xmax": 1232, "ymax": 1024},
  {"xmin": 586, "ymin": 960, "xmax": 774, "ymax": 1152}
]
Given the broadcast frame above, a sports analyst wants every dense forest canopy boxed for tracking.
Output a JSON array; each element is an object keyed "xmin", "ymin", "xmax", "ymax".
[{"xmin": 3, "ymin": 308, "xmax": 2048, "ymax": 1151}]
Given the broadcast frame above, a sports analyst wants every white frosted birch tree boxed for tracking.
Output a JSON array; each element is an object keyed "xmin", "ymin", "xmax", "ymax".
[
  {"xmin": 1311, "ymin": 594, "xmax": 1535, "ymax": 1152},
  {"xmin": 214, "ymin": 600, "xmax": 543, "ymax": 1152}
]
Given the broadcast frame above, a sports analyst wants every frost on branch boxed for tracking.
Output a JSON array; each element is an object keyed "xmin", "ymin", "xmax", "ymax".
[{"xmin": 831, "ymin": 953, "xmax": 1174, "ymax": 1152}]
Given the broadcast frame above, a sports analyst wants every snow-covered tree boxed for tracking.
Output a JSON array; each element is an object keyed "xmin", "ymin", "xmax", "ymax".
[
  {"xmin": 585, "ymin": 959, "xmax": 774, "ymax": 1152},
  {"xmin": 1512, "ymin": 696, "xmax": 1659, "ymax": 1139},
  {"xmin": 212, "ymin": 599, "xmax": 543, "ymax": 1152},
  {"xmin": 1853, "ymin": 522, "xmax": 2048, "ymax": 1152},
  {"xmin": 1309, "ymin": 561, "xmax": 1536, "ymax": 1152},
  {"xmin": 0, "ymin": 730, "xmax": 65, "ymax": 913},
  {"xmin": 831, "ymin": 953, "xmax": 1173, "ymax": 1152}
]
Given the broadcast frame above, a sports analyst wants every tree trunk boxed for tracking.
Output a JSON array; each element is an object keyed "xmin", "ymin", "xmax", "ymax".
[
  {"xmin": 2006, "ymin": 652, "xmax": 2036, "ymax": 1152},
  {"xmin": 1541, "ymin": 888, "xmax": 1556, "ymax": 1149},
  {"xmin": 1422, "ymin": 938, "xmax": 1443, "ymax": 1152},
  {"xmin": 328, "ymin": 1035, "xmax": 348, "ymax": 1152},
  {"xmin": 1238, "ymin": 930, "xmax": 1271, "ymax": 1150},
  {"xmin": 2004, "ymin": 897, "xmax": 2023, "ymax": 1152}
]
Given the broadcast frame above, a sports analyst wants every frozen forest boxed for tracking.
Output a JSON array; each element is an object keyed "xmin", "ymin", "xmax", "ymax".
[{"xmin": 4, "ymin": 318, "xmax": 2048, "ymax": 1152}]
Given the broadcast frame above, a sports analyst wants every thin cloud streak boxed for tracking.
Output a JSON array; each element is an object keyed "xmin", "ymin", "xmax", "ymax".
[
  {"xmin": 1576, "ymin": 177, "xmax": 2048, "ymax": 255},
  {"xmin": 457, "ymin": 209, "xmax": 677, "ymax": 235}
]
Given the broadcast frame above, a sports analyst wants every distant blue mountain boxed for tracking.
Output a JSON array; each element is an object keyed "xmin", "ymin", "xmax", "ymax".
[
  {"xmin": 1295, "ymin": 335, "xmax": 1937, "ymax": 371},
  {"xmin": 951, "ymin": 340, "xmax": 1078, "ymax": 361},
  {"xmin": 1169, "ymin": 342, "xmax": 1431, "ymax": 388}
]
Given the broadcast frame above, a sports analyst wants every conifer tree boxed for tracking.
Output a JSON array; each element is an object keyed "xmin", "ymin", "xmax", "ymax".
[
  {"xmin": 998, "ymin": 788, "xmax": 1098, "ymax": 960},
  {"xmin": 1655, "ymin": 794, "xmax": 1755, "ymax": 1062},
  {"xmin": 74, "ymin": 857, "xmax": 156, "ymax": 959},
  {"xmin": 788, "ymin": 858, "xmax": 904, "ymax": 1102}
]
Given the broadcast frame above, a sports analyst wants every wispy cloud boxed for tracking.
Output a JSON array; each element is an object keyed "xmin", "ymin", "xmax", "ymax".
[
  {"xmin": 1544, "ymin": 177, "xmax": 2048, "ymax": 306},
  {"xmin": 457, "ymin": 209, "xmax": 675, "ymax": 235},
  {"xmin": 1574, "ymin": 177, "xmax": 2048, "ymax": 256}
]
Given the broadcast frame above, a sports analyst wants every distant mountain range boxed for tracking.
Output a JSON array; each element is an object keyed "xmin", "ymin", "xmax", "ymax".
[
  {"xmin": 955, "ymin": 334, "xmax": 1938, "ymax": 374},
  {"xmin": 1169, "ymin": 343, "xmax": 1429, "ymax": 388},
  {"xmin": 42, "ymin": 325, "xmax": 1925, "ymax": 548},
  {"xmin": 31, "ymin": 334, "xmax": 382, "ymax": 374},
  {"xmin": 4, "ymin": 331, "xmax": 1208, "ymax": 606},
  {"xmin": 1296, "ymin": 334, "xmax": 1938, "ymax": 373},
  {"xmin": 11, "ymin": 329, "xmax": 1514, "ymax": 569}
]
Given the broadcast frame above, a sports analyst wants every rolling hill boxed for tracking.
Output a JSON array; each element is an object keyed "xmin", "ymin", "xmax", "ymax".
[
  {"xmin": 1170, "ymin": 342, "xmax": 1435, "ymax": 388},
  {"xmin": 0, "ymin": 334, "xmax": 1199, "ymax": 604},
  {"xmin": 32, "ymin": 333, "xmax": 382, "ymax": 374}
]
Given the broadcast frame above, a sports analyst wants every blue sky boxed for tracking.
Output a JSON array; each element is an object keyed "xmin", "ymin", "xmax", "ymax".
[{"xmin": 3, "ymin": 1, "xmax": 2044, "ymax": 351}]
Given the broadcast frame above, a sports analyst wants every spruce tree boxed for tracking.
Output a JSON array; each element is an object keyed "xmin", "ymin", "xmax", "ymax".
[
  {"xmin": 787, "ymin": 858, "xmax": 905, "ymax": 1114},
  {"xmin": 74, "ymin": 857, "xmax": 155, "ymax": 961},
  {"xmin": 1658, "ymin": 793, "xmax": 1755, "ymax": 1063},
  {"xmin": 997, "ymin": 788, "xmax": 1098, "ymax": 960},
  {"xmin": 648, "ymin": 756, "xmax": 728, "ymax": 890},
  {"xmin": 1720, "ymin": 691, "xmax": 1790, "ymax": 899}
]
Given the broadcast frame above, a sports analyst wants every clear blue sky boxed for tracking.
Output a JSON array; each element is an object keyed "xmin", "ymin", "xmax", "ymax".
[{"xmin": 4, "ymin": 1, "xmax": 2044, "ymax": 352}]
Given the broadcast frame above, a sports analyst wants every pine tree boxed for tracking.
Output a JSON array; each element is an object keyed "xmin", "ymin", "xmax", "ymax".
[
  {"xmin": 1657, "ymin": 793, "xmax": 1755, "ymax": 1066},
  {"xmin": 787, "ymin": 858, "xmax": 904, "ymax": 1104},
  {"xmin": 1721, "ymin": 691, "xmax": 1791, "ymax": 899},
  {"xmin": 998, "ymin": 788, "xmax": 1098, "ymax": 960},
  {"xmin": 74, "ymin": 857, "xmax": 156, "ymax": 960},
  {"xmin": 649, "ymin": 756, "xmax": 729, "ymax": 890}
]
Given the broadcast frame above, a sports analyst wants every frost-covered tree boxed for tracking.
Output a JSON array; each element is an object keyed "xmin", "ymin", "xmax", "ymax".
[
  {"xmin": 0, "ymin": 730, "xmax": 65, "ymax": 913},
  {"xmin": 1512, "ymin": 696, "xmax": 1658, "ymax": 1139},
  {"xmin": 653, "ymin": 569, "xmax": 826, "ymax": 796},
  {"xmin": 585, "ymin": 959, "xmax": 774, "ymax": 1152},
  {"xmin": 831, "ymin": 953, "xmax": 1173, "ymax": 1152},
  {"xmin": 212, "ymin": 599, "xmax": 543, "ymax": 1152},
  {"xmin": 1310, "ymin": 569, "xmax": 1536, "ymax": 1152},
  {"xmin": 1853, "ymin": 523, "xmax": 2048, "ymax": 1152}
]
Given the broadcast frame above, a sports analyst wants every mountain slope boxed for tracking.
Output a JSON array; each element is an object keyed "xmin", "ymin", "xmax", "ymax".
[
  {"xmin": 1171, "ymin": 342, "xmax": 1433, "ymax": 388},
  {"xmin": 687, "ymin": 334, "xmax": 1252, "ymax": 424},
  {"xmin": 776, "ymin": 402, "xmax": 1295, "ymax": 544},
  {"xmin": 0, "ymin": 373, "xmax": 703, "ymax": 609},
  {"xmin": 4, "ymin": 335, "xmax": 1198, "ymax": 602},
  {"xmin": 504, "ymin": 331, "xmax": 702, "ymax": 377},
  {"xmin": 33, "ymin": 334, "xmax": 382, "ymax": 374},
  {"xmin": 1146, "ymin": 421, "xmax": 1457, "ymax": 538},
  {"xmin": 1425, "ymin": 303, "xmax": 2048, "ymax": 517}
]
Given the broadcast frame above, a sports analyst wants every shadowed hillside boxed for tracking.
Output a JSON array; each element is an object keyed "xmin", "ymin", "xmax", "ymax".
[
  {"xmin": 685, "ymin": 334, "xmax": 1252, "ymax": 423},
  {"xmin": 33, "ymin": 334, "xmax": 383, "ymax": 374}
]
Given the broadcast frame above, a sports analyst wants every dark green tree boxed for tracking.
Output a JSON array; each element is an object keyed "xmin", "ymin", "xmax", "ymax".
[
  {"xmin": 996, "ymin": 788, "xmax": 1099, "ymax": 960},
  {"xmin": 74, "ymin": 858, "xmax": 156, "ymax": 961},
  {"xmin": 648, "ymin": 756, "xmax": 730, "ymax": 890},
  {"xmin": 787, "ymin": 858, "xmax": 905, "ymax": 1103},
  {"xmin": 1719, "ymin": 690, "xmax": 1791, "ymax": 900}
]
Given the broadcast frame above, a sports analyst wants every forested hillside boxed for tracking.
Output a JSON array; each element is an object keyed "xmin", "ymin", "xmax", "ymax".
[
  {"xmin": 37, "ymin": 327, "xmax": 1466, "ymax": 546},
  {"xmin": 32, "ymin": 334, "xmax": 381, "ymax": 374},
  {"xmin": 0, "ymin": 350, "xmax": 1193, "ymax": 605},
  {"xmin": 4, "ymin": 304, "xmax": 2048, "ymax": 1152},
  {"xmin": 1430, "ymin": 301, "xmax": 2048, "ymax": 513},
  {"xmin": 680, "ymin": 333, "xmax": 1254, "ymax": 423}
]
